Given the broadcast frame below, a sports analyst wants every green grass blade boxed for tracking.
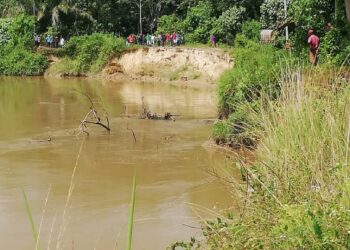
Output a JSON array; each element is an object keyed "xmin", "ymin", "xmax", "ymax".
[
  {"xmin": 21, "ymin": 186, "xmax": 38, "ymax": 248},
  {"xmin": 126, "ymin": 174, "xmax": 137, "ymax": 250}
]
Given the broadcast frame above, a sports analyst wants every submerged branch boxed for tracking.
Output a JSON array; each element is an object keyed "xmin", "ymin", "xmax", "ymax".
[{"xmin": 73, "ymin": 91, "xmax": 111, "ymax": 135}]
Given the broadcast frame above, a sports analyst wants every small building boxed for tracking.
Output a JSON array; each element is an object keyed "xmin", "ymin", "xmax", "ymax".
[{"xmin": 260, "ymin": 29, "xmax": 276, "ymax": 44}]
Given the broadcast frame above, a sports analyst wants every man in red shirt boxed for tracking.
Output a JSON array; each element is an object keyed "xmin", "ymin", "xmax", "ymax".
[
  {"xmin": 307, "ymin": 29, "xmax": 320, "ymax": 65},
  {"xmin": 166, "ymin": 33, "xmax": 171, "ymax": 46}
]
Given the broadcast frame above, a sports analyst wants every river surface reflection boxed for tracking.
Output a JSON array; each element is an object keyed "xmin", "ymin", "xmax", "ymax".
[{"xmin": 0, "ymin": 77, "xmax": 234, "ymax": 250}]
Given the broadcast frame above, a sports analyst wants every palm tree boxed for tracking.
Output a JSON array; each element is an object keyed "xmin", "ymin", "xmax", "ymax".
[{"xmin": 35, "ymin": 0, "xmax": 95, "ymax": 29}]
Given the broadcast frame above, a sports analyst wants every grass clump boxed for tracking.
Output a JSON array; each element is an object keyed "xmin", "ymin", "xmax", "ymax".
[
  {"xmin": 206, "ymin": 68, "xmax": 350, "ymax": 249},
  {"xmin": 49, "ymin": 33, "xmax": 127, "ymax": 75}
]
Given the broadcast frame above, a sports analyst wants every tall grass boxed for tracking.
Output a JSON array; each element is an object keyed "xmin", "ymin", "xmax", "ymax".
[
  {"xmin": 214, "ymin": 43, "xmax": 287, "ymax": 147},
  {"xmin": 21, "ymin": 186, "xmax": 38, "ymax": 246},
  {"xmin": 206, "ymin": 67, "xmax": 350, "ymax": 249},
  {"xmin": 126, "ymin": 174, "xmax": 137, "ymax": 250}
]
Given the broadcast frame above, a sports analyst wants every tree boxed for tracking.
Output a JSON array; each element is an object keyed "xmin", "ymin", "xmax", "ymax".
[
  {"xmin": 260, "ymin": 0, "xmax": 291, "ymax": 29},
  {"xmin": 346, "ymin": 0, "xmax": 350, "ymax": 22},
  {"xmin": 214, "ymin": 6, "xmax": 246, "ymax": 43}
]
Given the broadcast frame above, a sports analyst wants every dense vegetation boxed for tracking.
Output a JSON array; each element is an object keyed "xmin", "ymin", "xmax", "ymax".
[
  {"xmin": 47, "ymin": 34, "xmax": 126, "ymax": 76},
  {"xmin": 211, "ymin": 0, "xmax": 350, "ymax": 147},
  {"xmin": 0, "ymin": 14, "xmax": 47, "ymax": 75},
  {"xmin": 206, "ymin": 68, "xmax": 350, "ymax": 249},
  {"xmin": 1, "ymin": 0, "xmax": 350, "ymax": 75},
  {"xmin": 204, "ymin": 1, "xmax": 350, "ymax": 249},
  {"xmin": 1, "ymin": 1, "xmax": 350, "ymax": 249}
]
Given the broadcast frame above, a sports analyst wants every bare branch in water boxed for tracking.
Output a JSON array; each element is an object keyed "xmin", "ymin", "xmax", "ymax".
[
  {"xmin": 72, "ymin": 91, "xmax": 111, "ymax": 136},
  {"xmin": 127, "ymin": 123, "xmax": 137, "ymax": 143},
  {"xmin": 140, "ymin": 97, "xmax": 179, "ymax": 121}
]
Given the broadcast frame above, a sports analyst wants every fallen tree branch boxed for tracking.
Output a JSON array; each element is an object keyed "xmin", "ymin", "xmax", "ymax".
[
  {"xmin": 73, "ymin": 91, "xmax": 111, "ymax": 136},
  {"xmin": 139, "ymin": 97, "xmax": 179, "ymax": 121},
  {"xmin": 127, "ymin": 123, "xmax": 137, "ymax": 143}
]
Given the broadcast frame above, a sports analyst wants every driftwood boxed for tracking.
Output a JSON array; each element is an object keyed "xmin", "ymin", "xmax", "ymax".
[
  {"xmin": 139, "ymin": 97, "xmax": 178, "ymax": 121},
  {"xmin": 74, "ymin": 91, "xmax": 111, "ymax": 136}
]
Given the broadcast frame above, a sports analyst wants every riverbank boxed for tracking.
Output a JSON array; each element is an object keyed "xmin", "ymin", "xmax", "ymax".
[{"xmin": 45, "ymin": 46, "xmax": 234, "ymax": 90}]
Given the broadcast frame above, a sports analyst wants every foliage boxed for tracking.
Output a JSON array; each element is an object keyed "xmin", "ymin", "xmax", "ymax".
[
  {"xmin": 289, "ymin": 0, "xmax": 335, "ymax": 53},
  {"xmin": 49, "ymin": 33, "xmax": 127, "ymax": 75},
  {"xmin": 181, "ymin": 1, "xmax": 214, "ymax": 43},
  {"xmin": 0, "ymin": 18, "xmax": 11, "ymax": 45},
  {"xmin": 0, "ymin": 14, "xmax": 47, "ymax": 76},
  {"xmin": 207, "ymin": 0, "xmax": 263, "ymax": 19},
  {"xmin": 318, "ymin": 6, "xmax": 350, "ymax": 65},
  {"xmin": 260, "ymin": 0, "xmax": 291, "ymax": 29},
  {"xmin": 241, "ymin": 20, "xmax": 261, "ymax": 42},
  {"xmin": 218, "ymin": 43, "xmax": 282, "ymax": 117},
  {"xmin": 214, "ymin": 42, "xmax": 286, "ymax": 147},
  {"xmin": 207, "ymin": 73, "xmax": 350, "ymax": 249},
  {"xmin": 156, "ymin": 14, "xmax": 183, "ymax": 34},
  {"xmin": 0, "ymin": 48, "xmax": 47, "ymax": 76},
  {"xmin": 213, "ymin": 6, "xmax": 246, "ymax": 44}
]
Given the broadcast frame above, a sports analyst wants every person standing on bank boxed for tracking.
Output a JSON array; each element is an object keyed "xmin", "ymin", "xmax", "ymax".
[
  {"xmin": 307, "ymin": 29, "xmax": 320, "ymax": 66},
  {"xmin": 211, "ymin": 34, "xmax": 217, "ymax": 47}
]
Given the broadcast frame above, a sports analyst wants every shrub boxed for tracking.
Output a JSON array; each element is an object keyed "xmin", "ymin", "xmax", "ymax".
[
  {"xmin": 260, "ymin": 0, "xmax": 291, "ymax": 29},
  {"xmin": 182, "ymin": 1, "xmax": 215, "ymax": 43},
  {"xmin": 0, "ymin": 48, "xmax": 47, "ymax": 76},
  {"xmin": 214, "ymin": 6, "xmax": 246, "ymax": 44},
  {"xmin": 51, "ymin": 33, "xmax": 127, "ymax": 75},
  {"xmin": 241, "ymin": 20, "xmax": 262, "ymax": 42},
  {"xmin": 0, "ymin": 14, "xmax": 47, "ymax": 76},
  {"xmin": 156, "ymin": 14, "xmax": 184, "ymax": 34},
  {"xmin": 218, "ymin": 44, "xmax": 283, "ymax": 117},
  {"xmin": 214, "ymin": 43, "xmax": 286, "ymax": 147},
  {"xmin": 318, "ymin": 24, "xmax": 350, "ymax": 65}
]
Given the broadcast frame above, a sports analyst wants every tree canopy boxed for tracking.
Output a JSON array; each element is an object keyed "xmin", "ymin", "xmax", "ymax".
[{"xmin": 0, "ymin": 0, "xmax": 349, "ymax": 53}]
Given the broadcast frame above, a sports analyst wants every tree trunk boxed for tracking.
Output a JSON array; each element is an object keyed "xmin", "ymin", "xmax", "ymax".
[{"xmin": 346, "ymin": 0, "xmax": 350, "ymax": 22}]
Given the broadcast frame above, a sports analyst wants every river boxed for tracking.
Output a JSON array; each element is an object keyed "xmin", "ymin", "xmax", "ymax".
[{"xmin": 0, "ymin": 77, "xmax": 234, "ymax": 249}]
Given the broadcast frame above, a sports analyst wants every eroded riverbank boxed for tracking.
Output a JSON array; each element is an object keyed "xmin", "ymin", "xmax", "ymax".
[{"xmin": 45, "ymin": 47, "xmax": 234, "ymax": 89}]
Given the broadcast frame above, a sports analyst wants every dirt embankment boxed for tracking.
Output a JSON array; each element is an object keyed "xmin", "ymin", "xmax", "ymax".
[{"xmin": 103, "ymin": 47, "xmax": 233, "ymax": 88}]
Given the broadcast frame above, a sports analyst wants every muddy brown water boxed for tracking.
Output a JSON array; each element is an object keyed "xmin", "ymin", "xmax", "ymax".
[{"xmin": 0, "ymin": 77, "xmax": 235, "ymax": 250}]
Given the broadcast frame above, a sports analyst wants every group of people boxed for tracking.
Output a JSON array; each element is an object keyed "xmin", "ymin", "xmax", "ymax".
[
  {"xmin": 34, "ymin": 27, "xmax": 321, "ymax": 66},
  {"xmin": 34, "ymin": 34, "xmax": 65, "ymax": 48},
  {"xmin": 126, "ymin": 32, "xmax": 183, "ymax": 47}
]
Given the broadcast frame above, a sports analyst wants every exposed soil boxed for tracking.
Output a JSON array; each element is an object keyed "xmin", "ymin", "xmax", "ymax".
[{"xmin": 103, "ymin": 47, "xmax": 234, "ymax": 89}]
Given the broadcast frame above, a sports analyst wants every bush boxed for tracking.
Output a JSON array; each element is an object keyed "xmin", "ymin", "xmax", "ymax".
[
  {"xmin": 260, "ymin": 0, "xmax": 291, "ymax": 29},
  {"xmin": 0, "ymin": 14, "xmax": 48, "ymax": 76},
  {"xmin": 241, "ymin": 20, "xmax": 262, "ymax": 42},
  {"xmin": 214, "ymin": 43, "xmax": 286, "ymax": 147},
  {"xmin": 182, "ymin": 1, "xmax": 215, "ymax": 43},
  {"xmin": 0, "ymin": 48, "xmax": 47, "ymax": 75},
  {"xmin": 318, "ymin": 24, "xmax": 350, "ymax": 65},
  {"xmin": 51, "ymin": 33, "xmax": 127, "ymax": 75},
  {"xmin": 156, "ymin": 14, "xmax": 184, "ymax": 34},
  {"xmin": 218, "ymin": 44, "xmax": 283, "ymax": 117},
  {"xmin": 214, "ymin": 6, "xmax": 246, "ymax": 44}
]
